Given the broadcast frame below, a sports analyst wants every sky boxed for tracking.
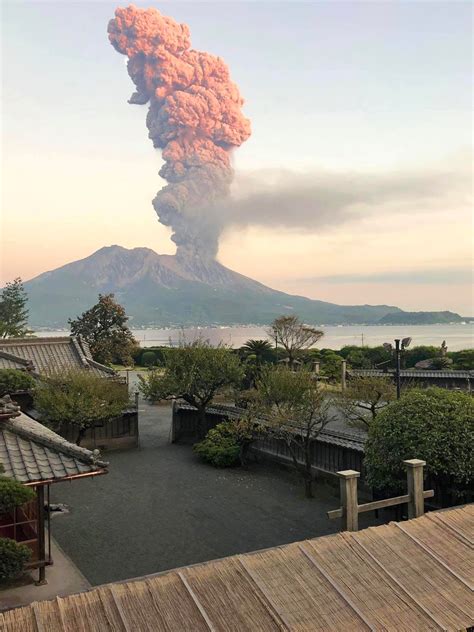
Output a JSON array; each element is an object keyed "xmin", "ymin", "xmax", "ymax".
[{"xmin": 1, "ymin": 0, "xmax": 472, "ymax": 315}]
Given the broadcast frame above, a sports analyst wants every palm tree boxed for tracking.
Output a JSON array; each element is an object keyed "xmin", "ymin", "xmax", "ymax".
[{"xmin": 241, "ymin": 339, "xmax": 273, "ymax": 364}]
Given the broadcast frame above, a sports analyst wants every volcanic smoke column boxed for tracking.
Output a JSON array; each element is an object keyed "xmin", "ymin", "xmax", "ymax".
[{"xmin": 108, "ymin": 6, "xmax": 251, "ymax": 259}]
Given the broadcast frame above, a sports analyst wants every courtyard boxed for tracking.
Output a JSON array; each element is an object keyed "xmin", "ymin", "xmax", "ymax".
[{"xmin": 50, "ymin": 394, "xmax": 381, "ymax": 586}]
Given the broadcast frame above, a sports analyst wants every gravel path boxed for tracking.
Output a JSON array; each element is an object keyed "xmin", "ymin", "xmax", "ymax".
[{"xmin": 50, "ymin": 393, "xmax": 379, "ymax": 586}]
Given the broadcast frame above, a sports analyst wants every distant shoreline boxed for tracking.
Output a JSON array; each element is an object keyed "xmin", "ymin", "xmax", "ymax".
[{"xmin": 33, "ymin": 323, "xmax": 474, "ymax": 352}]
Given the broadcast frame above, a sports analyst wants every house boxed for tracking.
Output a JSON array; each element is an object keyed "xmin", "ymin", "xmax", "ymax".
[
  {"xmin": 0, "ymin": 396, "xmax": 108, "ymax": 584},
  {"xmin": 0, "ymin": 336, "xmax": 139, "ymax": 451},
  {"xmin": 1, "ymin": 503, "xmax": 472, "ymax": 629}
]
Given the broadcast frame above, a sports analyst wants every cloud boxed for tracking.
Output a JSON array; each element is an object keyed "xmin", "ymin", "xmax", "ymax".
[
  {"xmin": 300, "ymin": 268, "xmax": 473, "ymax": 285},
  {"xmin": 223, "ymin": 158, "xmax": 471, "ymax": 232}
]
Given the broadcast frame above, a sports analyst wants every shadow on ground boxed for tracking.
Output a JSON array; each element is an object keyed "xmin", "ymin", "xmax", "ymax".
[{"xmin": 51, "ymin": 396, "xmax": 382, "ymax": 586}]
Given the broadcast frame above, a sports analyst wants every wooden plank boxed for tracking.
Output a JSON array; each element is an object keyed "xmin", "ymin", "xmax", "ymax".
[
  {"xmin": 298, "ymin": 544, "xmax": 375, "ymax": 631},
  {"xmin": 177, "ymin": 572, "xmax": 216, "ymax": 632},
  {"xmin": 237, "ymin": 555, "xmax": 291, "ymax": 630},
  {"xmin": 109, "ymin": 585, "xmax": 133, "ymax": 632},
  {"xmin": 357, "ymin": 495, "xmax": 410, "ymax": 514},
  {"xmin": 393, "ymin": 522, "xmax": 474, "ymax": 591},
  {"xmin": 351, "ymin": 535, "xmax": 446, "ymax": 630}
]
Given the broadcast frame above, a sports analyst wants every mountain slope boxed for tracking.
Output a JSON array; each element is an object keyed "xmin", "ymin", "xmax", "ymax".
[{"xmin": 24, "ymin": 245, "xmax": 405, "ymax": 327}]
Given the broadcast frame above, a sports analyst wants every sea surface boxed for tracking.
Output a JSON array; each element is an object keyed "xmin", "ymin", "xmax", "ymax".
[{"xmin": 37, "ymin": 323, "xmax": 473, "ymax": 351}]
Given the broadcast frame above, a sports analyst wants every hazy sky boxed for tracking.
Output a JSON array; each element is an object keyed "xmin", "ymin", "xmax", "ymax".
[{"xmin": 2, "ymin": 1, "xmax": 472, "ymax": 314}]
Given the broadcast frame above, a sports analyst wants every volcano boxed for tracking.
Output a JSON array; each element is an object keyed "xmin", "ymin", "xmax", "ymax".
[{"xmin": 21, "ymin": 246, "xmax": 406, "ymax": 328}]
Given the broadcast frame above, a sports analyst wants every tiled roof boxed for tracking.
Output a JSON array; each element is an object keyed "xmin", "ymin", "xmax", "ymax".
[
  {"xmin": 0, "ymin": 336, "xmax": 116, "ymax": 378},
  {"xmin": 177, "ymin": 402, "xmax": 366, "ymax": 451},
  {"xmin": 350, "ymin": 368, "xmax": 473, "ymax": 379},
  {"xmin": 0, "ymin": 409, "xmax": 108, "ymax": 485},
  {"xmin": 2, "ymin": 505, "xmax": 472, "ymax": 629}
]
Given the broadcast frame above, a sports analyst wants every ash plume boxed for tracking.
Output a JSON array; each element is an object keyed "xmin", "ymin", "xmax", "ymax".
[{"xmin": 108, "ymin": 5, "xmax": 251, "ymax": 260}]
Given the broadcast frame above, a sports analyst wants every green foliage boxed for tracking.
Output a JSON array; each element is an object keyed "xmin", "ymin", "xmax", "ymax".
[
  {"xmin": 0, "ymin": 278, "xmax": 30, "ymax": 339},
  {"xmin": 0, "ymin": 369, "xmax": 35, "ymax": 398},
  {"xmin": 35, "ymin": 369, "xmax": 129, "ymax": 445},
  {"xmin": 241, "ymin": 339, "xmax": 274, "ymax": 363},
  {"xmin": 319, "ymin": 351, "xmax": 344, "ymax": 382},
  {"xmin": 338, "ymin": 376, "xmax": 396, "ymax": 429},
  {"xmin": 447, "ymin": 349, "xmax": 474, "ymax": 370},
  {"xmin": 138, "ymin": 339, "xmax": 243, "ymax": 408},
  {"xmin": 404, "ymin": 346, "xmax": 441, "ymax": 367},
  {"xmin": 255, "ymin": 366, "xmax": 334, "ymax": 497},
  {"xmin": 0, "ymin": 538, "xmax": 31, "ymax": 582},
  {"xmin": 365, "ymin": 388, "xmax": 474, "ymax": 501},
  {"xmin": 140, "ymin": 351, "xmax": 157, "ymax": 367},
  {"xmin": 132, "ymin": 346, "xmax": 167, "ymax": 367},
  {"xmin": 69, "ymin": 294, "xmax": 138, "ymax": 366},
  {"xmin": 194, "ymin": 418, "xmax": 264, "ymax": 468},
  {"xmin": 0, "ymin": 469, "xmax": 35, "ymax": 515},
  {"xmin": 193, "ymin": 423, "xmax": 241, "ymax": 467}
]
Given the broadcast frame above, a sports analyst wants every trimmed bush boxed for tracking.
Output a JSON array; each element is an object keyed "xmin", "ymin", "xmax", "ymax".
[
  {"xmin": 0, "ymin": 538, "xmax": 31, "ymax": 582},
  {"xmin": 0, "ymin": 476, "xmax": 35, "ymax": 515},
  {"xmin": 193, "ymin": 423, "xmax": 240, "ymax": 468},
  {"xmin": 0, "ymin": 369, "xmax": 35, "ymax": 398},
  {"xmin": 140, "ymin": 351, "xmax": 157, "ymax": 367},
  {"xmin": 365, "ymin": 388, "xmax": 473, "ymax": 503}
]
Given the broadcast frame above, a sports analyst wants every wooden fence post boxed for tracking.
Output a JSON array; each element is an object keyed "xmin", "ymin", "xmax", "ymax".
[
  {"xmin": 404, "ymin": 459, "xmax": 426, "ymax": 519},
  {"xmin": 337, "ymin": 470, "xmax": 359, "ymax": 531},
  {"xmin": 341, "ymin": 360, "xmax": 347, "ymax": 392}
]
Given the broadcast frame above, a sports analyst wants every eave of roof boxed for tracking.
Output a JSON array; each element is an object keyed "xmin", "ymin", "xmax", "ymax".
[{"xmin": 0, "ymin": 409, "xmax": 108, "ymax": 485}]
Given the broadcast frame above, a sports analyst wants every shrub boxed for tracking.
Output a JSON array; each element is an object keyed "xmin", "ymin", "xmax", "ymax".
[
  {"xmin": 365, "ymin": 388, "xmax": 474, "ymax": 503},
  {"xmin": 0, "ymin": 476, "xmax": 35, "ymax": 515},
  {"xmin": 141, "ymin": 351, "xmax": 157, "ymax": 367},
  {"xmin": 0, "ymin": 369, "xmax": 35, "ymax": 398},
  {"xmin": 0, "ymin": 538, "xmax": 31, "ymax": 582},
  {"xmin": 193, "ymin": 423, "xmax": 241, "ymax": 467}
]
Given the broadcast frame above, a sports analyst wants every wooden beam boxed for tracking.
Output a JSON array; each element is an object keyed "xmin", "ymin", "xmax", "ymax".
[
  {"xmin": 177, "ymin": 571, "xmax": 216, "ymax": 631},
  {"xmin": 404, "ymin": 459, "xmax": 426, "ymax": 519},
  {"xmin": 238, "ymin": 555, "xmax": 291, "ymax": 630},
  {"xmin": 338, "ymin": 470, "xmax": 360, "ymax": 531},
  {"xmin": 299, "ymin": 544, "xmax": 375, "ymax": 630}
]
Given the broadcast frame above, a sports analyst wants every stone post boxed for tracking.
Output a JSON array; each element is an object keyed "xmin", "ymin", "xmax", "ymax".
[
  {"xmin": 341, "ymin": 360, "xmax": 347, "ymax": 392},
  {"xmin": 337, "ymin": 470, "xmax": 360, "ymax": 531},
  {"xmin": 404, "ymin": 459, "xmax": 426, "ymax": 519}
]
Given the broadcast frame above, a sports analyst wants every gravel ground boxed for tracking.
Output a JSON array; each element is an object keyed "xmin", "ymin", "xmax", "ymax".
[{"xmin": 50, "ymin": 391, "xmax": 379, "ymax": 586}]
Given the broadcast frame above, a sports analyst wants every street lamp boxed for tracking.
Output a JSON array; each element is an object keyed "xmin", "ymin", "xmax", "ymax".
[{"xmin": 384, "ymin": 337, "xmax": 412, "ymax": 399}]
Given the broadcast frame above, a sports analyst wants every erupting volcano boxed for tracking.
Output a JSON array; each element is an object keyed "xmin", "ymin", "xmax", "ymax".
[{"xmin": 108, "ymin": 5, "xmax": 251, "ymax": 260}]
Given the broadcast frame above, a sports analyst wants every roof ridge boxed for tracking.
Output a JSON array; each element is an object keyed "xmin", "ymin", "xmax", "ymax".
[{"xmin": 3, "ymin": 413, "xmax": 108, "ymax": 469}]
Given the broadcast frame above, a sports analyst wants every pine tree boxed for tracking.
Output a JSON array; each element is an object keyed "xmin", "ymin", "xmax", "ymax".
[{"xmin": 0, "ymin": 278, "xmax": 30, "ymax": 338}]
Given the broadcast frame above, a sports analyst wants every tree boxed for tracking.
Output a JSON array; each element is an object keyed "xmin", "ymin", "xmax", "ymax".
[
  {"xmin": 35, "ymin": 370, "xmax": 130, "ymax": 445},
  {"xmin": 448, "ymin": 349, "xmax": 474, "ymax": 370},
  {"xmin": 338, "ymin": 376, "xmax": 396, "ymax": 430},
  {"xmin": 365, "ymin": 388, "xmax": 473, "ymax": 504},
  {"xmin": 69, "ymin": 294, "xmax": 138, "ymax": 366},
  {"xmin": 320, "ymin": 351, "xmax": 344, "ymax": 382},
  {"xmin": 0, "ymin": 278, "xmax": 30, "ymax": 339},
  {"xmin": 267, "ymin": 315, "xmax": 323, "ymax": 368},
  {"xmin": 0, "ymin": 369, "xmax": 36, "ymax": 398},
  {"xmin": 138, "ymin": 340, "xmax": 244, "ymax": 437},
  {"xmin": 241, "ymin": 339, "xmax": 274, "ymax": 364},
  {"xmin": 256, "ymin": 366, "xmax": 334, "ymax": 498}
]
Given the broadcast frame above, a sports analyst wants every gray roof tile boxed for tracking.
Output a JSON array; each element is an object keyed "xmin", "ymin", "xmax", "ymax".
[{"xmin": 0, "ymin": 410, "xmax": 108, "ymax": 484}]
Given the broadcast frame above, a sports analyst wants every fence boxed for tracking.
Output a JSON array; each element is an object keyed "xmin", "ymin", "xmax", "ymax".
[
  {"xmin": 60, "ymin": 408, "xmax": 139, "ymax": 450},
  {"xmin": 328, "ymin": 459, "xmax": 434, "ymax": 531},
  {"xmin": 171, "ymin": 401, "xmax": 367, "ymax": 484}
]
